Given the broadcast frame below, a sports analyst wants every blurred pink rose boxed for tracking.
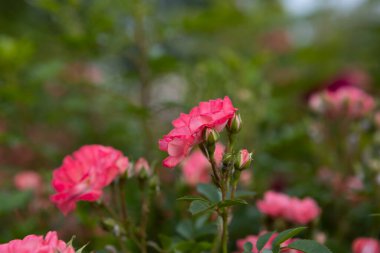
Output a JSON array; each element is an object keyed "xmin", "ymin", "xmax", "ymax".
[
  {"xmin": 14, "ymin": 171, "xmax": 42, "ymax": 192},
  {"xmin": 257, "ymin": 191, "xmax": 321, "ymax": 224},
  {"xmin": 309, "ymin": 86, "xmax": 374, "ymax": 119},
  {"xmin": 240, "ymin": 170, "xmax": 252, "ymax": 186},
  {"xmin": 181, "ymin": 143, "xmax": 224, "ymax": 186},
  {"xmin": 352, "ymin": 237, "xmax": 380, "ymax": 253},
  {"xmin": 51, "ymin": 145, "xmax": 129, "ymax": 215},
  {"xmin": 235, "ymin": 232, "xmax": 301, "ymax": 253},
  {"xmin": 0, "ymin": 231, "xmax": 75, "ymax": 253},
  {"xmin": 159, "ymin": 96, "xmax": 236, "ymax": 168},
  {"xmin": 257, "ymin": 191, "xmax": 290, "ymax": 218},
  {"xmin": 284, "ymin": 197, "xmax": 321, "ymax": 225}
]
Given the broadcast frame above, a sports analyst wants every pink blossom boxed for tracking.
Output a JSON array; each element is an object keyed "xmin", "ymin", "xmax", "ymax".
[
  {"xmin": 309, "ymin": 86, "xmax": 374, "ymax": 119},
  {"xmin": 352, "ymin": 237, "xmax": 380, "ymax": 253},
  {"xmin": 235, "ymin": 232, "xmax": 301, "ymax": 253},
  {"xmin": 257, "ymin": 191, "xmax": 321, "ymax": 225},
  {"xmin": 50, "ymin": 145, "xmax": 129, "ymax": 215},
  {"xmin": 240, "ymin": 170, "xmax": 252, "ymax": 186},
  {"xmin": 0, "ymin": 231, "xmax": 75, "ymax": 253},
  {"xmin": 235, "ymin": 149, "xmax": 253, "ymax": 170},
  {"xmin": 14, "ymin": 171, "xmax": 42, "ymax": 192},
  {"xmin": 284, "ymin": 197, "xmax": 321, "ymax": 225},
  {"xmin": 257, "ymin": 191, "xmax": 290, "ymax": 218},
  {"xmin": 159, "ymin": 97, "xmax": 237, "ymax": 168},
  {"xmin": 181, "ymin": 143, "xmax": 224, "ymax": 186}
]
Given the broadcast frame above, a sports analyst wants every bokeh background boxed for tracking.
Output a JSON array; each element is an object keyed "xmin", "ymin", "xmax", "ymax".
[{"xmin": 1, "ymin": 0, "xmax": 380, "ymax": 252}]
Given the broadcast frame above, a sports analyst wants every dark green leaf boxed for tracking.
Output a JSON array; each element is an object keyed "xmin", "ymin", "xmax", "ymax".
[
  {"xmin": 257, "ymin": 232, "xmax": 275, "ymax": 252},
  {"xmin": 272, "ymin": 227, "xmax": 307, "ymax": 251},
  {"xmin": 177, "ymin": 195, "xmax": 209, "ymax": 202},
  {"xmin": 286, "ymin": 239, "xmax": 332, "ymax": 253},
  {"xmin": 217, "ymin": 199, "xmax": 248, "ymax": 208},
  {"xmin": 197, "ymin": 184, "xmax": 221, "ymax": 203},
  {"xmin": 188, "ymin": 200, "xmax": 215, "ymax": 216},
  {"xmin": 176, "ymin": 220, "xmax": 193, "ymax": 239}
]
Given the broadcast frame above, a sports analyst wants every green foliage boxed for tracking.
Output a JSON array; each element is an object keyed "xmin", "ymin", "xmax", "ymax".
[{"xmin": 286, "ymin": 239, "xmax": 332, "ymax": 253}]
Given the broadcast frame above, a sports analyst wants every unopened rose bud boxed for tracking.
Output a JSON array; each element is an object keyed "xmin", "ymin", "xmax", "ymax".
[
  {"xmin": 134, "ymin": 157, "xmax": 151, "ymax": 178},
  {"xmin": 227, "ymin": 112, "xmax": 242, "ymax": 133},
  {"xmin": 203, "ymin": 128, "xmax": 219, "ymax": 145},
  {"xmin": 234, "ymin": 149, "xmax": 253, "ymax": 170}
]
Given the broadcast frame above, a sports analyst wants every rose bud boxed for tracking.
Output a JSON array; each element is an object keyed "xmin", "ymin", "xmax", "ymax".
[
  {"xmin": 227, "ymin": 112, "xmax": 242, "ymax": 133},
  {"xmin": 234, "ymin": 149, "xmax": 253, "ymax": 170},
  {"xmin": 203, "ymin": 128, "xmax": 220, "ymax": 145},
  {"xmin": 134, "ymin": 157, "xmax": 151, "ymax": 178}
]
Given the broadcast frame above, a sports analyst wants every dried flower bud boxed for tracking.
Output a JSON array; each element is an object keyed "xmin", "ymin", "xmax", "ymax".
[
  {"xmin": 227, "ymin": 112, "xmax": 242, "ymax": 133},
  {"xmin": 203, "ymin": 128, "xmax": 220, "ymax": 145},
  {"xmin": 234, "ymin": 149, "xmax": 253, "ymax": 170}
]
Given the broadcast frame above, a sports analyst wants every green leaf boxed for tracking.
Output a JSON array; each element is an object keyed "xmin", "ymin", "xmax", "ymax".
[
  {"xmin": 257, "ymin": 232, "xmax": 275, "ymax": 252},
  {"xmin": 188, "ymin": 200, "xmax": 215, "ymax": 216},
  {"xmin": 76, "ymin": 243, "xmax": 88, "ymax": 253},
  {"xmin": 196, "ymin": 184, "xmax": 221, "ymax": 203},
  {"xmin": 262, "ymin": 250, "xmax": 273, "ymax": 253},
  {"xmin": 234, "ymin": 190, "xmax": 256, "ymax": 198},
  {"xmin": 272, "ymin": 227, "xmax": 307, "ymax": 253},
  {"xmin": 177, "ymin": 195, "xmax": 209, "ymax": 202},
  {"xmin": 286, "ymin": 239, "xmax": 332, "ymax": 253},
  {"xmin": 217, "ymin": 199, "xmax": 248, "ymax": 208},
  {"xmin": 0, "ymin": 191, "xmax": 31, "ymax": 213},
  {"xmin": 176, "ymin": 220, "xmax": 193, "ymax": 239},
  {"xmin": 243, "ymin": 242, "xmax": 253, "ymax": 253}
]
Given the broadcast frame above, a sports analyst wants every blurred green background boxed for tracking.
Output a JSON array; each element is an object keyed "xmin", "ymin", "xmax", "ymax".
[{"xmin": 1, "ymin": 0, "xmax": 380, "ymax": 252}]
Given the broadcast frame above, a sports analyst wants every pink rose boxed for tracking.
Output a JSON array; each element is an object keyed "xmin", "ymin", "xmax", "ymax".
[
  {"xmin": 352, "ymin": 237, "xmax": 380, "ymax": 253},
  {"xmin": 14, "ymin": 171, "xmax": 42, "ymax": 192},
  {"xmin": 181, "ymin": 143, "xmax": 224, "ymax": 186},
  {"xmin": 257, "ymin": 191, "xmax": 321, "ymax": 225},
  {"xmin": 309, "ymin": 86, "xmax": 374, "ymax": 119},
  {"xmin": 50, "ymin": 144, "xmax": 129, "ymax": 215},
  {"xmin": 0, "ymin": 231, "xmax": 75, "ymax": 253},
  {"xmin": 257, "ymin": 191, "xmax": 290, "ymax": 218},
  {"xmin": 284, "ymin": 197, "xmax": 321, "ymax": 225},
  {"xmin": 159, "ymin": 96, "xmax": 236, "ymax": 168}
]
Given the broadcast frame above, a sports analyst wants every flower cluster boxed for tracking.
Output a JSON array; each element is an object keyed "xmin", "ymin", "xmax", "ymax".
[
  {"xmin": 0, "ymin": 231, "xmax": 75, "ymax": 253},
  {"xmin": 257, "ymin": 191, "xmax": 321, "ymax": 225},
  {"xmin": 309, "ymin": 86, "xmax": 374, "ymax": 119},
  {"xmin": 235, "ymin": 232, "xmax": 301, "ymax": 253},
  {"xmin": 159, "ymin": 96, "xmax": 237, "ymax": 168},
  {"xmin": 50, "ymin": 144, "xmax": 129, "ymax": 215},
  {"xmin": 352, "ymin": 237, "xmax": 380, "ymax": 253}
]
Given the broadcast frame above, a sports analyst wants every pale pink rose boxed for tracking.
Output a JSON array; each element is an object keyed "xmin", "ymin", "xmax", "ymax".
[
  {"xmin": 14, "ymin": 171, "xmax": 42, "ymax": 192},
  {"xmin": 50, "ymin": 145, "xmax": 129, "ymax": 215},
  {"xmin": 240, "ymin": 170, "xmax": 252, "ymax": 186},
  {"xmin": 181, "ymin": 143, "xmax": 224, "ymax": 186},
  {"xmin": 159, "ymin": 96, "xmax": 236, "ymax": 168},
  {"xmin": 352, "ymin": 237, "xmax": 380, "ymax": 253},
  {"xmin": 284, "ymin": 197, "xmax": 321, "ymax": 225},
  {"xmin": 133, "ymin": 157, "xmax": 151, "ymax": 177},
  {"xmin": 235, "ymin": 232, "xmax": 301, "ymax": 253},
  {"xmin": 309, "ymin": 87, "xmax": 374, "ymax": 119},
  {"xmin": 257, "ymin": 191, "xmax": 290, "ymax": 218},
  {"xmin": 0, "ymin": 231, "xmax": 75, "ymax": 253}
]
